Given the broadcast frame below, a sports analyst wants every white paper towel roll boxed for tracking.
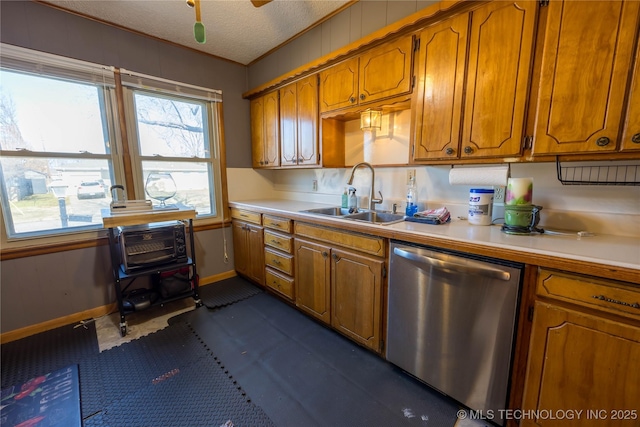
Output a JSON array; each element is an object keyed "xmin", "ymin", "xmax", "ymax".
[{"xmin": 448, "ymin": 165, "xmax": 510, "ymax": 186}]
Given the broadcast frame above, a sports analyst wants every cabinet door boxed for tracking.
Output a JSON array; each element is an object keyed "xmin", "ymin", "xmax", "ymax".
[
  {"xmin": 231, "ymin": 220, "xmax": 249, "ymax": 276},
  {"xmin": 319, "ymin": 57, "xmax": 359, "ymax": 113},
  {"xmin": 296, "ymin": 75, "xmax": 319, "ymax": 165},
  {"xmin": 358, "ymin": 35, "xmax": 414, "ymax": 105},
  {"xmin": 621, "ymin": 39, "xmax": 640, "ymax": 152},
  {"xmin": 250, "ymin": 91, "xmax": 280, "ymax": 167},
  {"xmin": 246, "ymin": 223, "xmax": 265, "ymax": 285},
  {"xmin": 532, "ymin": 0, "xmax": 640, "ymax": 155},
  {"xmin": 412, "ymin": 13, "xmax": 469, "ymax": 161},
  {"xmin": 331, "ymin": 248, "xmax": 384, "ymax": 352},
  {"xmin": 461, "ymin": 0, "xmax": 537, "ymax": 158},
  {"xmin": 279, "ymin": 82, "xmax": 298, "ymax": 165},
  {"xmin": 294, "ymin": 238, "xmax": 331, "ymax": 324},
  {"xmin": 522, "ymin": 302, "xmax": 640, "ymax": 427}
]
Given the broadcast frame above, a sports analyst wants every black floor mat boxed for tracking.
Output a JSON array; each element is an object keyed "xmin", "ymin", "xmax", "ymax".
[
  {"xmin": 3, "ymin": 277, "xmax": 462, "ymax": 427},
  {"xmin": 178, "ymin": 290, "xmax": 461, "ymax": 427},
  {"xmin": 1, "ymin": 322, "xmax": 99, "ymax": 390},
  {"xmin": 2, "ymin": 317, "xmax": 273, "ymax": 427},
  {"xmin": 196, "ymin": 276, "xmax": 262, "ymax": 309},
  {"xmin": 80, "ymin": 322, "xmax": 273, "ymax": 427}
]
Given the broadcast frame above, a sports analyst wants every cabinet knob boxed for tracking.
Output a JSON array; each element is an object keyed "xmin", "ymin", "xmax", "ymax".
[
  {"xmin": 331, "ymin": 253, "xmax": 339, "ymax": 261},
  {"xmin": 445, "ymin": 147, "xmax": 455, "ymax": 155},
  {"xmin": 596, "ymin": 137, "xmax": 610, "ymax": 147},
  {"xmin": 349, "ymin": 97, "xmax": 356, "ymax": 103},
  {"xmin": 632, "ymin": 133, "xmax": 640, "ymax": 144},
  {"xmin": 322, "ymin": 251, "xmax": 328, "ymax": 258},
  {"xmin": 359, "ymin": 94, "xmax": 366, "ymax": 101},
  {"xmin": 463, "ymin": 146, "xmax": 473, "ymax": 155},
  {"xmin": 290, "ymin": 159, "xmax": 297, "ymax": 163}
]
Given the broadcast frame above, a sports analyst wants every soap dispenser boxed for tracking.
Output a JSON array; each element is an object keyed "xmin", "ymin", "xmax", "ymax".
[
  {"xmin": 406, "ymin": 176, "xmax": 418, "ymax": 217},
  {"xmin": 348, "ymin": 187, "xmax": 358, "ymax": 213},
  {"xmin": 341, "ymin": 187, "xmax": 348, "ymax": 209}
]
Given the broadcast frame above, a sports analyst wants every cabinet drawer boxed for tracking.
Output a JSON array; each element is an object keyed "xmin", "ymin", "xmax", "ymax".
[
  {"xmin": 265, "ymin": 247, "xmax": 293, "ymax": 275},
  {"xmin": 230, "ymin": 208, "xmax": 261, "ymax": 225},
  {"xmin": 294, "ymin": 222, "xmax": 385, "ymax": 257},
  {"xmin": 264, "ymin": 230, "xmax": 293, "ymax": 253},
  {"xmin": 263, "ymin": 215, "xmax": 292, "ymax": 233},
  {"xmin": 265, "ymin": 268, "xmax": 294, "ymax": 300},
  {"xmin": 537, "ymin": 268, "xmax": 640, "ymax": 321}
]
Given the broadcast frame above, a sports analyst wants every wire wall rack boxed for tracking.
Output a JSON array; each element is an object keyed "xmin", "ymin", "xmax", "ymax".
[{"xmin": 556, "ymin": 159, "xmax": 640, "ymax": 186}]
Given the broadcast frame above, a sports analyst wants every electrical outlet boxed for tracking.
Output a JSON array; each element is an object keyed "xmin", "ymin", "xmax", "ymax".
[
  {"xmin": 406, "ymin": 169, "xmax": 416, "ymax": 185},
  {"xmin": 494, "ymin": 185, "xmax": 506, "ymax": 203},
  {"xmin": 312, "ymin": 180, "xmax": 318, "ymax": 192}
]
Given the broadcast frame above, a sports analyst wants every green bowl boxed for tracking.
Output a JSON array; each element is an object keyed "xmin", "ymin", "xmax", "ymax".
[{"xmin": 504, "ymin": 205, "xmax": 542, "ymax": 228}]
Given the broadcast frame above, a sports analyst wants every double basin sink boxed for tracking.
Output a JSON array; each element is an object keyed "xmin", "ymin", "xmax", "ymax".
[{"xmin": 301, "ymin": 207, "xmax": 406, "ymax": 225}]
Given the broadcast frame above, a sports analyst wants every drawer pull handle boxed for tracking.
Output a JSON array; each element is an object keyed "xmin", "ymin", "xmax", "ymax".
[
  {"xmin": 272, "ymin": 259, "xmax": 281, "ymax": 265},
  {"xmin": 270, "ymin": 239, "xmax": 281, "ymax": 245},
  {"xmin": 592, "ymin": 295, "xmax": 640, "ymax": 309}
]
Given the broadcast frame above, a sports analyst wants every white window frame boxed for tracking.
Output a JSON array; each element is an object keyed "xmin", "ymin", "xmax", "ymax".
[
  {"xmin": 119, "ymin": 69, "xmax": 225, "ymax": 225},
  {"xmin": 0, "ymin": 44, "xmax": 125, "ymax": 246}
]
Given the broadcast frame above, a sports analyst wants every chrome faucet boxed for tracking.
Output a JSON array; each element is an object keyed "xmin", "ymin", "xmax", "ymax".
[{"xmin": 347, "ymin": 162, "xmax": 383, "ymax": 211}]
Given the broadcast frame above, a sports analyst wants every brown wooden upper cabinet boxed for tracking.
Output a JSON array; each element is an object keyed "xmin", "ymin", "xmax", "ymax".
[
  {"xmin": 279, "ymin": 75, "xmax": 320, "ymax": 167},
  {"xmin": 319, "ymin": 35, "xmax": 415, "ymax": 114},
  {"xmin": 250, "ymin": 91, "xmax": 280, "ymax": 168},
  {"xmin": 620, "ymin": 25, "xmax": 640, "ymax": 152},
  {"xmin": 532, "ymin": 0, "xmax": 640, "ymax": 155},
  {"xmin": 412, "ymin": 0, "xmax": 537, "ymax": 161}
]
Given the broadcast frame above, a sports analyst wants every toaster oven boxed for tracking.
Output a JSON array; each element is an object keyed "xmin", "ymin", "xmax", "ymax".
[{"xmin": 116, "ymin": 221, "xmax": 188, "ymax": 273}]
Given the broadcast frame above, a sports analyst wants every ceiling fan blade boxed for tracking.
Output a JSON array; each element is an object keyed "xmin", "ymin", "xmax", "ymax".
[{"xmin": 251, "ymin": 0, "xmax": 272, "ymax": 7}]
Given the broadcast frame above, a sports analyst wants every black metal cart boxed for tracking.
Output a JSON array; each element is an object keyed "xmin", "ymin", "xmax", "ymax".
[{"xmin": 101, "ymin": 208, "xmax": 203, "ymax": 336}]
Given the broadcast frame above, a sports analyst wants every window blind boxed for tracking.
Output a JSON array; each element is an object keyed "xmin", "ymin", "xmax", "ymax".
[
  {"xmin": 0, "ymin": 43, "xmax": 115, "ymax": 87},
  {"xmin": 119, "ymin": 68, "xmax": 223, "ymax": 103}
]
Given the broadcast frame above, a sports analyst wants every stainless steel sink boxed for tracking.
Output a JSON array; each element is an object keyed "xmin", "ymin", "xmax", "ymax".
[
  {"xmin": 344, "ymin": 211, "xmax": 406, "ymax": 225},
  {"xmin": 301, "ymin": 207, "xmax": 357, "ymax": 216}
]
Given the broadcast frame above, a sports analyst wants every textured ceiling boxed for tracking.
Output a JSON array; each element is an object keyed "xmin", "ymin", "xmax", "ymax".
[{"xmin": 43, "ymin": 0, "xmax": 351, "ymax": 65}]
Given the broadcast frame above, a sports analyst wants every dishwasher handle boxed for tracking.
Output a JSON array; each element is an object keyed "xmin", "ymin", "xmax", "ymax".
[{"xmin": 393, "ymin": 247, "xmax": 511, "ymax": 281}]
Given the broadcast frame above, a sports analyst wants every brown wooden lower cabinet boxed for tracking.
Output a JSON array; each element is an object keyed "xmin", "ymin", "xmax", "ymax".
[
  {"xmin": 231, "ymin": 219, "xmax": 264, "ymax": 285},
  {"xmin": 331, "ymin": 247, "xmax": 383, "ymax": 352},
  {"xmin": 294, "ymin": 237, "xmax": 384, "ymax": 352},
  {"xmin": 294, "ymin": 238, "xmax": 331, "ymax": 324},
  {"xmin": 521, "ymin": 269, "xmax": 640, "ymax": 427}
]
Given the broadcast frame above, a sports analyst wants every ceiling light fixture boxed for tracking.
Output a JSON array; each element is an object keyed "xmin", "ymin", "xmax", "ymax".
[
  {"xmin": 187, "ymin": 0, "xmax": 206, "ymax": 44},
  {"xmin": 360, "ymin": 109, "xmax": 382, "ymax": 131}
]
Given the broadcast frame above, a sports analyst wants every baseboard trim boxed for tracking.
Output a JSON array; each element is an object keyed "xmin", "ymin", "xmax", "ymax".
[
  {"xmin": 1, "ymin": 270, "xmax": 238, "ymax": 344},
  {"xmin": 0, "ymin": 303, "xmax": 117, "ymax": 345},
  {"xmin": 199, "ymin": 270, "xmax": 237, "ymax": 286}
]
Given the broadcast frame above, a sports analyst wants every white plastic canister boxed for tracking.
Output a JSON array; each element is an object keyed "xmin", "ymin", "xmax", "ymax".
[{"xmin": 468, "ymin": 188, "xmax": 494, "ymax": 225}]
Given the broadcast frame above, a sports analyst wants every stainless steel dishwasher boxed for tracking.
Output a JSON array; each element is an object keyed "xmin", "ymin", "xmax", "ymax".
[{"xmin": 386, "ymin": 240, "xmax": 522, "ymax": 425}]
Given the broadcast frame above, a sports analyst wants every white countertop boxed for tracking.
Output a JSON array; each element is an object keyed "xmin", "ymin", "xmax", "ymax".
[{"xmin": 230, "ymin": 199, "xmax": 640, "ymax": 277}]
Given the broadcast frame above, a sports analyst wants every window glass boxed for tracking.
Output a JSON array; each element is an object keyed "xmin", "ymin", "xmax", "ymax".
[
  {"xmin": 0, "ymin": 70, "xmax": 111, "ymax": 154},
  {"xmin": 0, "ymin": 69, "xmax": 118, "ymax": 239},
  {"xmin": 127, "ymin": 88, "xmax": 221, "ymax": 218},
  {"xmin": 134, "ymin": 92, "xmax": 209, "ymax": 158},
  {"xmin": 142, "ymin": 161, "xmax": 214, "ymax": 216},
  {"xmin": 0, "ymin": 157, "xmax": 113, "ymax": 236}
]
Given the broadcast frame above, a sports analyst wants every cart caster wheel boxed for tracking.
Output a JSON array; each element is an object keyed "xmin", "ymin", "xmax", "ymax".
[{"xmin": 120, "ymin": 325, "xmax": 127, "ymax": 337}]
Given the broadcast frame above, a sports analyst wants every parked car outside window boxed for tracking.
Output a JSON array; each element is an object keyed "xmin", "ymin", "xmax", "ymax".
[{"xmin": 77, "ymin": 181, "xmax": 107, "ymax": 199}]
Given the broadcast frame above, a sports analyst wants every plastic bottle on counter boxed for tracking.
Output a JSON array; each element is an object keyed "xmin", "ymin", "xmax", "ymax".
[
  {"xmin": 406, "ymin": 176, "xmax": 418, "ymax": 217},
  {"xmin": 341, "ymin": 187, "xmax": 348, "ymax": 209},
  {"xmin": 348, "ymin": 187, "xmax": 358, "ymax": 213}
]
